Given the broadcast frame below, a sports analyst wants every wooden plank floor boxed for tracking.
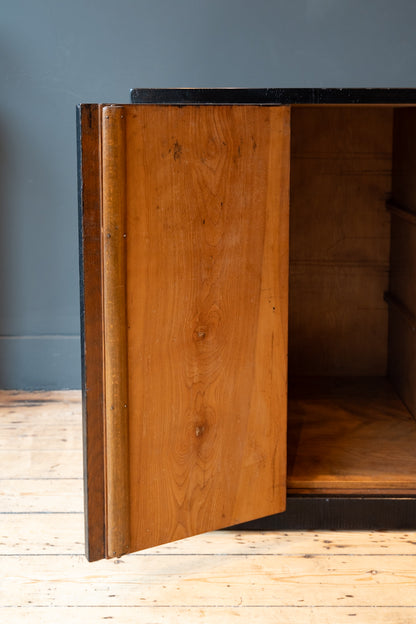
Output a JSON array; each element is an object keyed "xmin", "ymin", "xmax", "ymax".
[{"xmin": 1, "ymin": 391, "xmax": 416, "ymax": 623}]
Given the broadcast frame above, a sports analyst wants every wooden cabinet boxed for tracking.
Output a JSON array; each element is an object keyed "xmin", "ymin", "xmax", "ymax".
[{"xmin": 78, "ymin": 89, "xmax": 416, "ymax": 561}]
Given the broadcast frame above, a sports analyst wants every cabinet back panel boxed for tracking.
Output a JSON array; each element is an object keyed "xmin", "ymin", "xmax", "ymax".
[{"xmin": 289, "ymin": 107, "xmax": 394, "ymax": 376}]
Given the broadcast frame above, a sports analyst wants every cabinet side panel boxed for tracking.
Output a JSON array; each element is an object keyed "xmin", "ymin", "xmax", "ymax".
[
  {"xmin": 78, "ymin": 104, "xmax": 106, "ymax": 562},
  {"xmin": 388, "ymin": 108, "xmax": 416, "ymax": 415},
  {"xmin": 125, "ymin": 105, "xmax": 290, "ymax": 552}
]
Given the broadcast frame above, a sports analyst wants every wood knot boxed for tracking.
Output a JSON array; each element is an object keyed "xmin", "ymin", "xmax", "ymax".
[
  {"xmin": 193, "ymin": 326, "xmax": 207, "ymax": 342},
  {"xmin": 195, "ymin": 424, "xmax": 206, "ymax": 437},
  {"xmin": 173, "ymin": 141, "xmax": 182, "ymax": 161}
]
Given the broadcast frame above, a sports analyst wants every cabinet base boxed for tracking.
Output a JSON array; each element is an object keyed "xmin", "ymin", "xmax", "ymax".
[{"xmin": 229, "ymin": 496, "xmax": 416, "ymax": 531}]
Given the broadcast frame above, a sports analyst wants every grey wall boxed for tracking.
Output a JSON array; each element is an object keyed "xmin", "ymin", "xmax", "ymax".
[{"xmin": 2, "ymin": 0, "xmax": 416, "ymax": 389}]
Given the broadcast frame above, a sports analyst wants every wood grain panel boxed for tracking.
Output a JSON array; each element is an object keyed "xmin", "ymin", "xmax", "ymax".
[
  {"xmin": 288, "ymin": 377, "xmax": 416, "ymax": 495},
  {"xmin": 101, "ymin": 106, "xmax": 130, "ymax": 558},
  {"xmin": 289, "ymin": 106, "xmax": 393, "ymax": 376},
  {"xmin": 124, "ymin": 105, "xmax": 290, "ymax": 552},
  {"xmin": 289, "ymin": 266, "xmax": 389, "ymax": 376},
  {"xmin": 77, "ymin": 104, "xmax": 105, "ymax": 562}
]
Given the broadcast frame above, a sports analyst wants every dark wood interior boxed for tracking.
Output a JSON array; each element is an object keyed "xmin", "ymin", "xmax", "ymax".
[{"xmin": 287, "ymin": 105, "xmax": 416, "ymax": 495}]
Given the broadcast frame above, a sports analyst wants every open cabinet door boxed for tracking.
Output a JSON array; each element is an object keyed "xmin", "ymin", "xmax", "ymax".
[{"xmin": 78, "ymin": 103, "xmax": 291, "ymax": 560}]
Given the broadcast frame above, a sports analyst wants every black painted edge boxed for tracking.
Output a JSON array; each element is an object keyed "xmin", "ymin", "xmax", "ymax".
[
  {"xmin": 76, "ymin": 107, "xmax": 84, "ymax": 397},
  {"xmin": 227, "ymin": 496, "xmax": 416, "ymax": 531},
  {"xmin": 131, "ymin": 88, "xmax": 416, "ymax": 105},
  {"xmin": 76, "ymin": 105, "xmax": 89, "ymax": 558}
]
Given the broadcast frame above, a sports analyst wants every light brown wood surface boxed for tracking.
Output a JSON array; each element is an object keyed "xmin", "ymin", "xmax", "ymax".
[
  {"xmin": 2, "ymin": 607, "xmax": 416, "ymax": 624},
  {"xmin": 4, "ymin": 552, "xmax": 416, "ymax": 607},
  {"xmin": 78, "ymin": 104, "xmax": 106, "ymax": 561},
  {"xmin": 123, "ymin": 105, "xmax": 290, "ymax": 552},
  {"xmin": 101, "ymin": 106, "xmax": 130, "ymax": 558},
  {"xmin": 288, "ymin": 377, "xmax": 416, "ymax": 494},
  {"xmin": 1, "ymin": 391, "xmax": 416, "ymax": 623},
  {"xmin": 289, "ymin": 106, "xmax": 393, "ymax": 376}
]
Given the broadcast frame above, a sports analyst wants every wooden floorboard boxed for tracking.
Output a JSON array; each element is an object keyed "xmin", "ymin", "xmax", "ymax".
[
  {"xmin": 2, "ymin": 606, "xmax": 416, "ymax": 624},
  {"xmin": 3, "ymin": 553, "xmax": 416, "ymax": 607},
  {"xmin": 1, "ymin": 390, "xmax": 416, "ymax": 623},
  {"xmin": 0, "ymin": 479, "xmax": 83, "ymax": 513}
]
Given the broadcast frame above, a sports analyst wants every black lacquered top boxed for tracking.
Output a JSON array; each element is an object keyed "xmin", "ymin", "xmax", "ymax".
[{"xmin": 131, "ymin": 88, "xmax": 416, "ymax": 105}]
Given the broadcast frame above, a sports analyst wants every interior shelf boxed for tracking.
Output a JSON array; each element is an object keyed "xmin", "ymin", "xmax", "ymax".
[{"xmin": 287, "ymin": 377, "xmax": 416, "ymax": 495}]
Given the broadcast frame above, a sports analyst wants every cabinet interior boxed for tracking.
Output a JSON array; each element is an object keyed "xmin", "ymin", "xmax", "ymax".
[{"xmin": 287, "ymin": 105, "xmax": 416, "ymax": 496}]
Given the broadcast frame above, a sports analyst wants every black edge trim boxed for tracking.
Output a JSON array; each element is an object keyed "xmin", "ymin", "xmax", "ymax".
[
  {"xmin": 76, "ymin": 104, "xmax": 90, "ymax": 559},
  {"xmin": 131, "ymin": 88, "xmax": 416, "ymax": 106}
]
